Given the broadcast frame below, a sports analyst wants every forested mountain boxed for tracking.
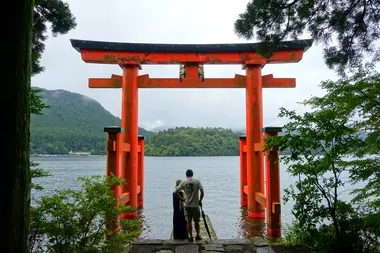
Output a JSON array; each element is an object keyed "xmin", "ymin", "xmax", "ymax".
[
  {"xmin": 145, "ymin": 127, "xmax": 243, "ymax": 156},
  {"xmin": 31, "ymin": 88, "xmax": 367, "ymax": 156},
  {"xmin": 31, "ymin": 88, "xmax": 155, "ymax": 155}
]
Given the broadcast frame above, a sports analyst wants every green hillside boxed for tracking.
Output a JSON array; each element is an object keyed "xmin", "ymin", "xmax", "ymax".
[
  {"xmin": 145, "ymin": 127, "xmax": 243, "ymax": 156},
  {"xmin": 31, "ymin": 88, "xmax": 155, "ymax": 155}
]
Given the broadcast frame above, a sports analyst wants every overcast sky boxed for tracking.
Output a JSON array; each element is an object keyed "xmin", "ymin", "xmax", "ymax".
[{"xmin": 32, "ymin": 0, "xmax": 340, "ymax": 131}]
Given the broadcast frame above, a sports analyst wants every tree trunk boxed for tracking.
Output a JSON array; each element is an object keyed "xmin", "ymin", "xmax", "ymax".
[{"xmin": 1, "ymin": 0, "xmax": 34, "ymax": 252}]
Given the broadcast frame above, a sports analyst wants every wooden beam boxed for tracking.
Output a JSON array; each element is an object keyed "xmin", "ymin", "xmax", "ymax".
[
  {"xmin": 140, "ymin": 74, "xmax": 246, "ymax": 88},
  {"xmin": 119, "ymin": 143, "xmax": 130, "ymax": 152},
  {"xmin": 118, "ymin": 193, "xmax": 129, "ymax": 205},
  {"xmin": 255, "ymin": 192, "xmax": 267, "ymax": 208},
  {"xmin": 243, "ymin": 185, "xmax": 248, "ymax": 195},
  {"xmin": 272, "ymin": 202, "xmax": 281, "ymax": 215},
  {"xmin": 118, "ymin": 187, "xmax": 141, "ymax": 205},
  {"xmin": 80, "ymin": 49, "xmax": 305, "ymax": 65},
  {"xmin": 262, "ymin": 74, "xmax": 296, "ymax": 88},
  {"xmin": 88, "ymin": 74, "xmax": 295, "ymax": 89},
  {"xmin": 88, "ymin": 78, "xmax": 120, "ymax": 88},
  {"xmin": 242, "ymin": 143, "xmax": 263, "ymax": 152}
]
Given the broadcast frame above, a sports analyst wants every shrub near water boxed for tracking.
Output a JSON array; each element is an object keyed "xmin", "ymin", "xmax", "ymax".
[
  {"xmin": 264, "ymin": 65, "xmax": 380, "ymax": 253},
  {"xmin": 29, "ymin": 174, "xmax": 141, "ymax": 253}
]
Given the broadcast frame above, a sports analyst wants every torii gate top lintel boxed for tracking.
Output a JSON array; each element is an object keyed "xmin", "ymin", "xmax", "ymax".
[{"xmin": 70, "ymin": 39, "xmax": 313, "ymax": 65}]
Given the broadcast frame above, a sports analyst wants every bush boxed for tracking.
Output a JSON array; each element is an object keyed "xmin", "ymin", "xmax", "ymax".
[
  {"xmin": 29, "ymin": 174, "xmax": 141, "ymax": 253},
  {"xmin": 282, "ymin": 202, "xmax": 380, "ymax": 253}
]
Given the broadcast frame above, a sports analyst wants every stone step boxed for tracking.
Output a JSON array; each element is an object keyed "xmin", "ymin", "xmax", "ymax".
[
  {"xmin": 129, "ymin": 239, "xmax": 263, "ymax": 253},
  {"xmin": 175, "ymin": 245, "xmax": 199, "ymax": 253}
]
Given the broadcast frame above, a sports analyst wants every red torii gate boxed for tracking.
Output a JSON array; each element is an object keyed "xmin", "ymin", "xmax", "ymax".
[{"xmin": 71, "ymin": 39, "xmax": 312, "ymax": 237}]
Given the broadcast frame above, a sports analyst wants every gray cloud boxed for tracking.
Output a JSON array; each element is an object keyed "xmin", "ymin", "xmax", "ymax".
[{"xmin": 32, "ymin": 0, "xmax": 339, "ymax": 130}]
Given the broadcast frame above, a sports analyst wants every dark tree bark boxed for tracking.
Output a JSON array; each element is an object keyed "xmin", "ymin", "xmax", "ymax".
[{"xmin": 1, "ymin": 0, "xmax": 34, "ymax": 252}]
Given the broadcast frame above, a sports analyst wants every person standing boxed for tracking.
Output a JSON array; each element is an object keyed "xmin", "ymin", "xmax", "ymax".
[
  {"xmin": 173, "ymin": 169, "xmax": 204, "ymax": 242},
  {"xmin": 172, "ymin": 179, "xmax": 188, "ymax": 240}
]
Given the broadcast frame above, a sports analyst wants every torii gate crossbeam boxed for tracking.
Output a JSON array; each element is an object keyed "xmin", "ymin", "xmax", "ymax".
[{"xmin": 71, "ymin": 38, "xmax": 313, "ymax": 238}]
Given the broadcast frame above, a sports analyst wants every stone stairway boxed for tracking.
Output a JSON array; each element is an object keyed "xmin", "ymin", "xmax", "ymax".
[
  {"xmin": 124, "ymin": 238, "xmax": 276, "ymax": 253},
  {"xmin": 125, "ymin": 239, "xmax": 257, "ymax": 253},
  {"xmin": 126, "ymin": 214, "xmax": 277, "ymax": 253}
]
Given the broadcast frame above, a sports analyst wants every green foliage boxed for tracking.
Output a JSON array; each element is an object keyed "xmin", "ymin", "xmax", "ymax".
[
  {"xmin": 31, "ymin": 0, "xmax": 76, "ymax": 114},
  {"xmin": 31, "ymin": 88, "xmax": 50, "ymax": 115},
  {"xmin": 32, "ymin": 0, "xmax": 76, "ymax": 76},
  {"xmin": 29, "ymin": 175, "xmax": 141, "ymax": 253},
  {"xmin": 304, "ymin": 62, "xmax": 380, "ymax": 209},
  {"xmin": 264, "ymin": 67, "xmax": 380, "ymax": 252},
  {"xmin": 144, "ymin": 127, "xmax": 242, "ymax": 156},
  {"xmin": 234, "ymin": 0, "xmax": 380, "ymax": 74},
  {"xmin": 30, "ymin": 88, "xmax": 155, "ymax": 155},
  {"xmin": 30, "ymin": 161, "xmax": 51, "ymax": 191},
  {"xmin": 282, "ymin": 204, "xmax": 380, "ymax": 253},
  {"xmin": 265, "ymin": 107, "xmax": 361, "ymax": 237}
]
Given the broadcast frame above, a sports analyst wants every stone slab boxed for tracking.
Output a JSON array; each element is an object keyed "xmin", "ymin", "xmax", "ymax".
[
  {"xmin": 256, "ymin": 247, "xmax": 276, "ymax": 253},
  {"xmin": 133, "ymin": 240, "xmax": 196, "ymax": 245},
  {"xmin": 224, "ymin": 245, "xmax": 246, "ymax": 253},
  {"xmin": 132, "ymin": 246, "xmax": 155, "ymax": 253},
  {"xmin": 251, "ymin": 237, "xmax": 269, "ymax": 247},
  {"xmin": 175, "ymin": 245, "xmax": 199, "ymax": 253},
  {"xmin": 210, "ymin": 239, "xmax": 251, "ymax": 245},
  {"xmin": 204, "ymin": 244, "xmax": 225, "ymax": 251},
  {"xmin": 122, "ymin": 245, "xmax": 133, "ymax": 253},
  {"xmin": 156, "ymin": 250, "xmax": 174, "ymax": 253},
  {"xmin": 200, "ymin": 251, "xmax": 226, "ymax": 253},
  {"xmin": 155, "ymin": 245, "xmax": 174, "ymax": 251},
  {"xmin": 134, "ymin": 240, "xmax": 168, "ymax": 245}
]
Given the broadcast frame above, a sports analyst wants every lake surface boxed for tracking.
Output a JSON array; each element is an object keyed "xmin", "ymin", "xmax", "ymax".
[{"xmin": 30, "ymin": 156, "xmax": 301, "ymax": 239}]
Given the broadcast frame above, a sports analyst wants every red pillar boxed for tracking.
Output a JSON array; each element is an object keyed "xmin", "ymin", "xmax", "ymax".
[
  {"xmin": 137, "ymin": 135, "xmax": 145, "ymax": 208},
  {"xmin": 104, "ymin": 127, "xmax": 121, "ymax": 191},
  {"xmin": 245, "ymin": 64, "xmax": 265, "ymax": 219},
  {"xmin": 104, "ymin": 126, "xmax": 122, "ymax": 236},
  {"xmin": 116, "ymin": 129, "xmax": 124, "ymax": 198},
  {"xmin": 239, "ymin": 136, "xmax": 247, "ymax": 207},
  {"xmin": 121, "ymin": 65, "xmax": 139, "ymax": 217},
  {"xmin": 264, "ymin": 127, "xmax": 282, "ymax": 237}
]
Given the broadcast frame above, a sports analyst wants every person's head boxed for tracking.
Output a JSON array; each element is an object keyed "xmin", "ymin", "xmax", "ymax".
[
  {"xmin": 175, "ymin": 179, "xmax": 182, "ymax": 188},
  {"xmin": 185, "ymin": 169, "xmax": 194, "ymax": 178}
]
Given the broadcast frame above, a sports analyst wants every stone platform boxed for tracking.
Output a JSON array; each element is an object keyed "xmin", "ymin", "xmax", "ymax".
[{"xmin": 123, "ymin": 238, "xmax": 275, "ymax": 253}]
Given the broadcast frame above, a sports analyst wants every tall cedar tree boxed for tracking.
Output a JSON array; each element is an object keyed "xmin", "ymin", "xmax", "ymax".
[
  {"xmin": 1, "ymin": 0, "xmax": 34, "ymax": 252},
  {"xmin": 234, "ymin": 0, "xmax": 380, "ymax": 75},
  {"xmin": 32, "ymin": 0, "xmax": 76, "ymax": 114}
]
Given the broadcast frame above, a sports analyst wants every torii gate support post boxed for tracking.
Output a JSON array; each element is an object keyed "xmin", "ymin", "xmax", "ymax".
[
  {"xmin": 264, "ymin": 127, "xmax": 282, "ymax": 237},
  {"xmin": 120, "ymin": 65, "xmax": 139, "ymax": 218},
  {"xmin": 239, "ymin": 136, "xmax": 247, "ymax": 207},
  {"xmin": 138, "ymin": 136, "xmax": 145, "ymax": 208},
  {"xmin": 104, "ymin": 126, "xmax": 122, "ymax": 236},
  {"xmin": 245, "ymin": 64, "xmax": 265, "ymax": 219}
]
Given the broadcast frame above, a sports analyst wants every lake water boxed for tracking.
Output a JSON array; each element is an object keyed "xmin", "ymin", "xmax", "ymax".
[{"xmin": 30, "ymin": 156, "xmax": 306, "ymax": 239}]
